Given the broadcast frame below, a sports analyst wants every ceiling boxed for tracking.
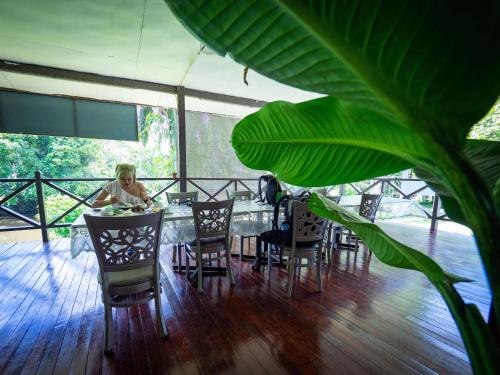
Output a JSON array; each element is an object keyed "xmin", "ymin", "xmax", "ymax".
[{"xmin": 0, "ymin": 0, "xmax": 320, "ymax": 115}]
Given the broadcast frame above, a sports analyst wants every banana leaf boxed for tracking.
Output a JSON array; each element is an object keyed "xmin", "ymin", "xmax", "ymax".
[
  {"xmin": 232, "ymin": 96, "xmax": 429, "ymax": 186},
  {"xmin": 309, "ymin": 193, "xmax": 500, "ymax": 375},
  {"xmin": 166, "ymin": 0, "xmax": 499, "ymax": 143}
]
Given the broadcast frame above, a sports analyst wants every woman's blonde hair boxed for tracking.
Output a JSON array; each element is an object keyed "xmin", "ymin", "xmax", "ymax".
[{"xmin": 115, "ymin": 164, "xmax": 136, "ymax": 183}]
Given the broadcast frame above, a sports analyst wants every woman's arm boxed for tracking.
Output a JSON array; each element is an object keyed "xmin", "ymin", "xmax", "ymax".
[
  {"xmin": 137, "ymin": 182, "xmax": 152, "ymax": 207},
  {"xmin": 92, "ymin": 190, "xmax": 118, "ymax": 208}
]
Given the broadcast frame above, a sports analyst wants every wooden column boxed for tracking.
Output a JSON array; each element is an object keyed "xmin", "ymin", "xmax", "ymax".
[
  {"xmin": 35, "ymin": 171, "xmax": 49, "ymax": 242},
  {"xmin": 177, "ymin": 86, "xmax": 187, "ymax": 192},
  {"xmin": 430, "ymin": 193, "xmax": 441, "ymax": 232}
]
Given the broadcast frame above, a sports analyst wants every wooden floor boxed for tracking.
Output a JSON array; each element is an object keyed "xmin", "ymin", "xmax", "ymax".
[{"xmin": 0, "ymin": 223, "xmax": 489, "ymax": 375}]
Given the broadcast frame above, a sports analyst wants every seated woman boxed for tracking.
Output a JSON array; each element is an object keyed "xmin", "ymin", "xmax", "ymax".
[{"xmin": 92, "ymin": 164, "xmax": 152, "ymax": 208}]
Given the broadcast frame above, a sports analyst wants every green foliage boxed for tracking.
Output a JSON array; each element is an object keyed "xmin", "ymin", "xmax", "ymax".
[
  {"xmin": 469, "ymin": 100, "xmax": 500, "ymax": 141},
  {"xmin": 167, "ymin": 1, "xmax": 500, "ymax": 373},
  {"xmin": 45, "ymin": 195, "xmax": 84, "ymax": 237}
]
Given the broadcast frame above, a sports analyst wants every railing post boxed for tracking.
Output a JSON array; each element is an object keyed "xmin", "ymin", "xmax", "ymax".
[
  {"xmin": 176, "ymin": 85, "xmax": 187, "ymax": 192},
  {"xmin": 430, "ymin": 193, "xmax": 440, "ymax": 232},
  {"xmin": 380, "ymin": 180, "xmax": 385, "ymax": 195},
  {"xmin": 234, "ymin": 179, "xmax": 237, "ymax": 191},
  {"xmin": 339, "ymin": 184, "xmax": 345, "ymax": 196},
  {"xmin": 35, "ymin": 171, "xmax": 49, "ymax": 242}
]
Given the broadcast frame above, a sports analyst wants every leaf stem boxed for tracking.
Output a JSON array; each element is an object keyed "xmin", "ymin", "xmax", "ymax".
[{"xmin": 434, "ymin": 145, "xmax": 500, "ymax": 340}]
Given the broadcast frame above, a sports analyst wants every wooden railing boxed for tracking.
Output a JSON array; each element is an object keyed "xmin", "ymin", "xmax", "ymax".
[{"xmin": 0, "ymin": 172, "xmax": 445, "ymax": 242}]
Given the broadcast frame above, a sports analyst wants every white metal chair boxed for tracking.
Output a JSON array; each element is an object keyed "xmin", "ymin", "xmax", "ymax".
[
  {"xmin": 185, "ymin": 199, "xmax": 235, "ymax": 293},
  {"xmin": 84, "ymin": 211, "xmax": 167, "ymax": 354},
  {"xmin": 335, "ymin": 193, "xmax": 382, "ymax": 252},
  {"xmin": 226, "ymin": 190, "xmax": 267, "ymax": 259},
  {"xmin": 272, "ymin": 201, "xmax": 325, "ymax": 297},
  {"xmin": 165, "ymin": 191, "xmax": 198, "ymax": 269}
]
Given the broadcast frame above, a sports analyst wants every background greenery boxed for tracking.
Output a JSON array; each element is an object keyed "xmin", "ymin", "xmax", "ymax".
[{"xmin": 0, "ymin": 105, "xmax": 177, "ymax": 237}]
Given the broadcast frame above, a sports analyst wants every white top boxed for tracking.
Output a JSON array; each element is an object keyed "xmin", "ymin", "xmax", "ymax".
[{"xmin": 103, "ymin": 180, "xmax": 143, "ymax": 206}]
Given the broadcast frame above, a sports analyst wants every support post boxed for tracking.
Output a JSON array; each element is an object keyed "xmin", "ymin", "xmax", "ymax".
[
  {"xmin": 177, "ymin": 86, "xmax": 187, "ymax": 192},
  {"xmin": 339, "ymin": 184, "xmax": 345, "ymax": 196},
  {"xmin": 35, "ymin": 171, "xmax": 49, "ymax": 242},
  {"xmin": 430, "ymin": 193, "xmax": 441, "ymax": 232}
]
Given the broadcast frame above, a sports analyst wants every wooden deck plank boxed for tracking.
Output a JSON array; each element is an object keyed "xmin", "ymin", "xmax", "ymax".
[
  {"xmin": 1, "ymin": 239, "xmax": 73, "ymax": 374},
  {"xmin": 34, "ymin": 251, "xmax": 94, "ymax": 375}
]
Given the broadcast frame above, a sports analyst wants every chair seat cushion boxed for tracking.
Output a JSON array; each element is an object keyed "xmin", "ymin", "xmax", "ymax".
[
  {"xmin": 283, "ymin": 245, "xmax": 318, "ymax": 258},
  {"xmin": 186, "ymin": 236, "xmax": 226, "ymax": 253},
  {"xmin": 98, "ymin": 266, "xmax": 153, "ymax": 286}
]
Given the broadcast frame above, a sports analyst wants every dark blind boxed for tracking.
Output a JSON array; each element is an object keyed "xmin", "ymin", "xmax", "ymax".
[{"xmin": 0, "ymin": 90, "xmax": 138, "ymax": 141}]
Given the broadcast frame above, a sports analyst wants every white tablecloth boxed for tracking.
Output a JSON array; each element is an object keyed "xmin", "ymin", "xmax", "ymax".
[{"xmin": 70, "ymin": 201, "xmax": 274, "ymax": 258}]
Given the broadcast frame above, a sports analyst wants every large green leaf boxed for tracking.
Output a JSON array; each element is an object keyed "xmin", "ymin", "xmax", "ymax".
[
  {"xmin": 232, "ymin": 96, "xmax": 430, "ymax": 186},
  {"xmin": 309, "ymin": 193, "xmax": 500, "ymax": 375},
  {"xmin": 309, "ymin": 193, "xmax": 466, "ymax": 282},
  {"xmin": 414, "ymin": 139, "xmax": 500, "ymax": 226},
  {"xmin": 166, "ymin": 0, "xmax": 499, "ymax": 142}
]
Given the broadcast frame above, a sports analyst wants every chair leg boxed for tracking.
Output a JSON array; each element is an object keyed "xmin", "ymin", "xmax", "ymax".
[
  {"xmin": 154, "ymin": 285, "xmax": 168, "ymax": 338},
  {"xmin": 185, "ymin": 253, "xmax": 190, "ymax": 280},
  {"xmin": 240, "ymin": 236, "xmax": 244, "ymax": 260},
  {"xmin": 267, "ymin": 242, "xmax": 272, "ymax": 281},
  {"xmin": 197, "ymin": 256, "xmax": 203, "ymax": 293},
  {"xmin": 225, "ymin": 250, "xmax": 235, "ymax": 285},
  {"xmin": 326, "ymin": 223, "xmax": 333, "ymax": 265},
  {"xmin": 172, "ymin": 243, "xmax": 177, "ymax": 263},
  {"xmin": 316, "ymin": 249, "xmax": 322, "ymax": 292},
  {"xmin": 104, "ymin": 302, "xmax": 113, "ymax": 354},
  {"xmin": 287, "ymin": 256, "xmax": 296, "ymax": 297},
  {"xmin": 177, "ymin": 244, "xmax": 183, "ymax": 270}
]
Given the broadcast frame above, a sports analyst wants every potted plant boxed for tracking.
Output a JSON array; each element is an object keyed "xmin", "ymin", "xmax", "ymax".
[{"xmin": 166, "ymin": 1, "xmax": 499, "ymax": 373}]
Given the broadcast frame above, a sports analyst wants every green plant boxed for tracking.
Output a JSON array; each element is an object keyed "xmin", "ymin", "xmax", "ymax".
[
  {"xmin": 45, "ymin": 195, "xmax": 84, "ymax": 237},
  {"xmin": 166, "ymin": 1, "xmax": 499, "ymax": 373}
]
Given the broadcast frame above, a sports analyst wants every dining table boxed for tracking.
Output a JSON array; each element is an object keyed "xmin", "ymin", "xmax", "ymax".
[{"xmin": 70, "ymin": 200, "xmax": 275, "ymax": 259}]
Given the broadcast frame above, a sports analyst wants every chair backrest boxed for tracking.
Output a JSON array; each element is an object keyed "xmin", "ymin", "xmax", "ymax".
[
  {"xmin": 191, "ymin": 199, "xmax": 234, "ymax": 240},
  {"xmin": 166, "ymin": 191, "xmax": 198, "ymax": 205},
  {"xmin": 291, "ymin": 201, "xmax": 325, "ymax": 244},
  {"xmin": 84, "ymin": 211, "xmax": 164, "ymax": 272},
  {"xmin": 330, "ymin": 195, "xmax": 342, "ymax": 204},
  {"xmin": 358, "ymin": 193, "xmax": 383, "ymax": 222},
  {"xmin": 226, "ymin": 190, "xmax": 252, "ymax": 201}
]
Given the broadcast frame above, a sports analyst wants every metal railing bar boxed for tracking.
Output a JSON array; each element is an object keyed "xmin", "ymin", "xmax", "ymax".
[
  {"xmin": 43, "ymin": 178, "xmax": 113, "ymax": 182},
  {"xmin": 150, "ymin": 180, "xmax": 178, "ymax": 200},
  {"xmin": 43, "ymin": 181, "xmax": 93, "ymax": 208},
  {"xmin": 361, "ymin": 180, "xmax": 381, "ymax": 193},
  {"xmin": 0, "ymin": 206, "xmax": 40, "ymax": 227},
  {"xmin": 386, "ymin": 181, "xmax": 410, "ymax": 199},
  {"xmin": 348, "ymin": 183, "xmax": 362, "ymax": 194},
  {"xmin": 236, "ymin": 180, "xmax": 256, "ymax": 195},
  {"xmin": 207, "ymin": 180, "xmax": 234, "ymax": 202},
  {"xmin": 0, "ymin": 226, "xmax": 39, "ymax": 232},
  {"xmin": 47, "ymin": 187, "xmax": 102, "ymax": 226},
  {"xmin": 186, "ymin": 177, "xmax": 256, "ymax": 181},
  {"xmin": 0, "ymin": 181, "xmax": 35, "ymax": 205},
  {"xmin": 185, "ymin": 179, "xmax": 216, "ymax": 201},
  {"xmin": 0, "ymin": 178, "xmax": 35, "ymax": 183},
  {"xmin": 47, "ymin": 223, "xmax": 71, "ymax": 229},
  {"xmin": 404, "ymin": 185, "xmax": 430, "ymax": 197}
]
